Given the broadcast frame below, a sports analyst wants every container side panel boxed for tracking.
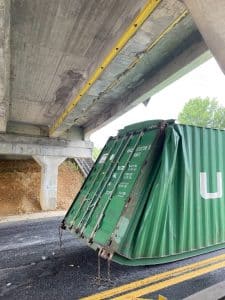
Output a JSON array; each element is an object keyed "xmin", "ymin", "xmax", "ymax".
[{"xmin": 113, "ymin": 124, "xmax": 225, "ymax": 265}]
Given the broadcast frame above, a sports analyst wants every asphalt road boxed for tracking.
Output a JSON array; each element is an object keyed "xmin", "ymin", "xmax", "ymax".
[{"xmin": 1, "ymin": 217, "xmax": 225, "ymax": 300}]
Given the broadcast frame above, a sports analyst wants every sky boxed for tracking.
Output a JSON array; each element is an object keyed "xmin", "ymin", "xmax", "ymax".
[{"xmin": 90, "ymin": 57, "xmax": 225, "ymax": 148}]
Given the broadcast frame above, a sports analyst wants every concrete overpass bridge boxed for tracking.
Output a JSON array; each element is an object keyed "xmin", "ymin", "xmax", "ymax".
[{"xmin": 0, "ymin": 0, "xmax": 224, "ymax": 210}]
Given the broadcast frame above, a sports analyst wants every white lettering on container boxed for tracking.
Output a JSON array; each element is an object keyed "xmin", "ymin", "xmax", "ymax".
[{"xmin": 200, "ymin": 172, "xmax": 222, "ymax": 199}]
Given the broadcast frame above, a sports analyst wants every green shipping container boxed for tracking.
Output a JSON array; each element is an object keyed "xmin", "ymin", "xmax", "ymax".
[{"xmin": 62, "ymin": 120, "xmax": 225, "ymax": 265}]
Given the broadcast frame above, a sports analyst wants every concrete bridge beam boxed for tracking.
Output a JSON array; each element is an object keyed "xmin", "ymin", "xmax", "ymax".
[
  {"xmin": 0, "ymin": 133, "xmax": 93, "ymax": 158},
  {"xmin": 33, "ymin": 156, "xmax": 65, "ymax": 211}
]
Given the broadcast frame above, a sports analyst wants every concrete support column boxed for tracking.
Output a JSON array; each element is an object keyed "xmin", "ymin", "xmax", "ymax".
[
  {"xmin": 183, "ymin": 0, "xmax": 225, "ymax": 74},
  {"xmin": 0, "ymin": 0, "xmax": 10, "ymax": 132},
  {"xmin": 33, "ymin": 156, "xmax": 65, "ymax": 211}
]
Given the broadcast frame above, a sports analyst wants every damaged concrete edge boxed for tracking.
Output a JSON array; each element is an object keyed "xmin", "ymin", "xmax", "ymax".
[
  {"xmin": 81, "ymin": 9, "xmax": 189, "ymax": 118},
  {"xmin": 84, "ymin": 41, "xmax": 211, "ymax": 137}
]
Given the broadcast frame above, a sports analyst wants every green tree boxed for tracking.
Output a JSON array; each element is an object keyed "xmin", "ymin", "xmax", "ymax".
[
  {"xmin": 178, "ymin": 97, "xmax": 225, "ymax": 129},
  {"xmin": 92, "ymin": 147, "xmax": 101, "ymax": 161}
]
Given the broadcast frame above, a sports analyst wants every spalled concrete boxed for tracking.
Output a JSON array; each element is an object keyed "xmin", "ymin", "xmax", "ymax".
[{"xmin": 33, "ymin": 156, "xmax": 65, "ymax": 210}]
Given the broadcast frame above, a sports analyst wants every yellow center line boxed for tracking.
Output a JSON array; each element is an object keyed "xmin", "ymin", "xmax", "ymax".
[
  {"xmin": 113, "ymin": 259, "xmax": 225, "ymax": 299},
  {"xmin": 80, "ymin": 253, "xmax": 225, "ymax": 300}
]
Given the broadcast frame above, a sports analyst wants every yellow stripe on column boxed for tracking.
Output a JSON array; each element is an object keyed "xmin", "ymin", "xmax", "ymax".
[{"xmin": 49, "ymin": 0, "xmax": 161, "ymax": 136}]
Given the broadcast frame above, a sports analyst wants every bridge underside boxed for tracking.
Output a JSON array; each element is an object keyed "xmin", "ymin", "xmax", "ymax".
[{"xmin": 1, "ymin": 0, "xmax": 214, "ymax": 138}]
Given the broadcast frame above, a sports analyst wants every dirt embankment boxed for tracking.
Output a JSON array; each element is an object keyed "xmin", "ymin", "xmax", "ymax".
[{"xmin": 0, "ymin": 159, "xmax": 84, "ymax": 216}]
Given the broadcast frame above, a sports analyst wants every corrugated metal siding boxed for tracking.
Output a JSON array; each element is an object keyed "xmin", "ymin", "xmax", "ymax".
[{"xmin": 63, "ymin": 121, "xmax": 225, "ymax": 266}]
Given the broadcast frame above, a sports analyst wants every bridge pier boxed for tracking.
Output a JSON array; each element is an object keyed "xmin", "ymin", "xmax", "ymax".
[
  {"xmin": 33, "ymin": 156, "xmax": 65, "ymax": 211},
  {"xmin": 0, "ymin": 128, "xmax": 93, "ymax": 211}
]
